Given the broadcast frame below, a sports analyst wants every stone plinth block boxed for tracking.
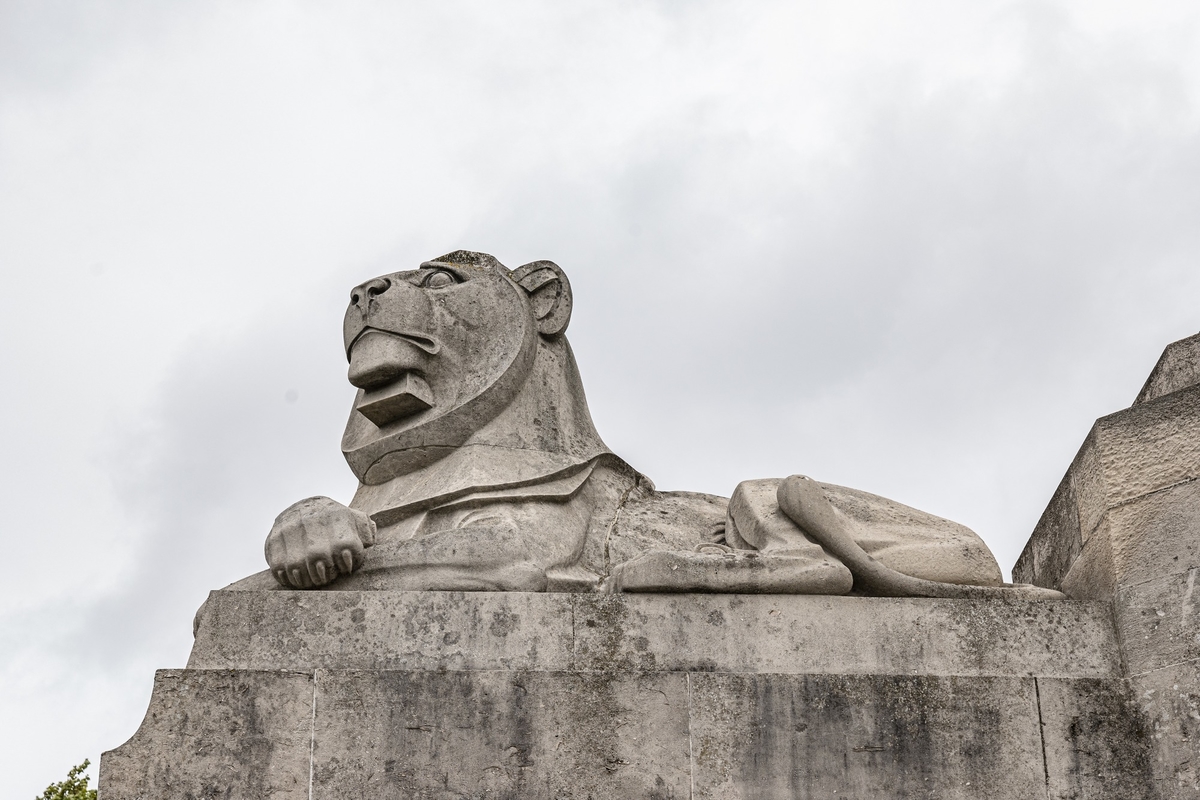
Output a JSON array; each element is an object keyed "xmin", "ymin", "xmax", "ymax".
[
  {"xmin": 98, "ymin": 670, "xmax": 314, "ymax": 800},
  {"xmin": 190, "ymin": 589, "xmax": 1122, "ymax": 678},
  {"xmin": 1037, "ymin": 677, "xmax": 1157, "ymax": 800},
  {"xmin": 105, "ymin": 668, "xmax": 1151, "ymax": 800},
  {"xmin": 1131, "ymin": 659, "xmax": 1200, "ymax": 799},
  {"xmin": 102, "ymin": 591, "xmax": 1153, "ymax": 799},
  {"xmin": 691, "ymin": 673, "xmax": 1152, "ymax": 800},
  {"xmin": 312, "ymin": 670, "xmax": 691, "ymax": 799},
  {"xmin": 190, "ymin": 588, "xmax": 577, "ymax": 673}
]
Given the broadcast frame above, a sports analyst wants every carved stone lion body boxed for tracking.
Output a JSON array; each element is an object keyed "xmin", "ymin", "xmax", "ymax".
[{"xmin": 243, "ymin": 251, "xmax": 1053, "ymax": 599}]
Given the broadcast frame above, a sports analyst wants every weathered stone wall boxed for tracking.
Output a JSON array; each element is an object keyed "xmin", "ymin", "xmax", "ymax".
[{"xmin": 102, "ymin": 590, "xmax": 1153, "ymax": 799}]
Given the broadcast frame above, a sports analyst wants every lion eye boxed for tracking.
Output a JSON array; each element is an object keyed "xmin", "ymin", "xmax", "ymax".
[{"xmin": 423, "ymin": 270, "xmax": 457, "ymax": 289}]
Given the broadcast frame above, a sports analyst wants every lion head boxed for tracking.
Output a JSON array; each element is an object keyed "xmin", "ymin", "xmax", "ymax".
[{"xmin": 340, "ymin": 251, "xmax": 615, "ymax": 526}]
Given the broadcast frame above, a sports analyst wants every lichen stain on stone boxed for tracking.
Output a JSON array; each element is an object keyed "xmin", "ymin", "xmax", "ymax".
[{"xmin": 490, "ymin": 609, "xmax": 520, "ymax": 637}]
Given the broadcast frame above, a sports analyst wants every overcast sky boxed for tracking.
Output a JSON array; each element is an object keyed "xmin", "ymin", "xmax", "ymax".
[{"xmin": 3, "ymin": 0, "xmax": 1199, "ymax": 793}]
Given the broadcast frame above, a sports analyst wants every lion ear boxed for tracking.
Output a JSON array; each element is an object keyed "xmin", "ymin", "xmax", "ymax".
[{"xmin": 511, "ymin": 260, "xmax": 573, "ymax": 336}]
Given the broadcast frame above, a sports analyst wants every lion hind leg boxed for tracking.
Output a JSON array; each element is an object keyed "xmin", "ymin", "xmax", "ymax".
[{"xmin": 777, "ymin": 475, "xmax": 1064, "ymax": 600}]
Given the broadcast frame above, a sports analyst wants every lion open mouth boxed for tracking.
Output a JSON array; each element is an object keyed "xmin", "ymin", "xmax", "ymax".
[{"xmin": 349, "ymin": 330, "xmax": 439, "ymax": 426}]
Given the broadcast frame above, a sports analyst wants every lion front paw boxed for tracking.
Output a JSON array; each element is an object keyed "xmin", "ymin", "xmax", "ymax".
[{"xmin": 265, "ymin": 497, "xmax": 376, "ymax": 589}]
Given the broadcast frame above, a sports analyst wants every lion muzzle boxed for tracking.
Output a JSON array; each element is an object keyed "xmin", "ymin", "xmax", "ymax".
[{"xmin": 349, "ymin": 330, "xmax": 439, "ymax": 426}]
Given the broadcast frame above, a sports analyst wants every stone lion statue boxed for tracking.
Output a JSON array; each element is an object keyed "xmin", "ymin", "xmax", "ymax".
[{"xmin": 240, "ymin": 251, "xmax": 1056, "ymax": 599}]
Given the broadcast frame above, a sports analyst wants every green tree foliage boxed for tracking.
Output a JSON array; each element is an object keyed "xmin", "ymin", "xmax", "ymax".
[{"xmin": 35, "ymin": 760, "xmax": 97, "ymax": 800}]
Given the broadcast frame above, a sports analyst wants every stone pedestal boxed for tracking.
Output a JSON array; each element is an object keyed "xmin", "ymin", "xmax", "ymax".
[
  {"xmin": 101, "ymin": 589, "xmax": 1152, "ymax": 799},
  {"xmin": 1015, "ymin": 332, "xmax": 1200, "ymax": 799}
]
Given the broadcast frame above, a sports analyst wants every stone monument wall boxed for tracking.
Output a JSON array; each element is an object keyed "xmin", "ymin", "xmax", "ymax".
[{"xmin": 103, "ymin": 591, "xmax": 1151, "ymax": 798}]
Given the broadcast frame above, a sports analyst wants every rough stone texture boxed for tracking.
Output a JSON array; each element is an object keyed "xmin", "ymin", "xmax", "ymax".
[
  {"xmin": 189, "ymin": 589, "xmax": 575, "ymax": 672},
  {"xmin": 686, "ymin": 673, "xmax": 1151, "ymax": 799},
  {"xmin": 99, "ymin": 670, "xmax": 314, "ymax": 800},
  {"xmin": 190, "ymin": 589, "xmax": 1121, "ymax": 678},
  {"xmin": 311, "ymin": 670, "xmax": 691, "ymax": 799},
  {"xmin": 1115, "ymin": 568, "xmax": 1200, "ymax": 677},
  {"xmin": 1037, "ymin": 677, "xmax": 1156, "ymax": 800},
  {"xmin": 612, "ymin": 548, "xmax": 857, "ymax": 594},
  {"xmin": 1059, "ymin": 519, "xmax": 1117, "ymax": 602},
  {"xmin": 1058, "ymin": 480, "xmax": 1200, "ymax": 603},
  {"xmin": 1080, "ymin": 480, "xmax": 1200, "ymax": 597},
  {"xmin": 1086, "ymin": 387, "xmax": 1200, "ymax": 517},
  {"xmin": 571, "ymin": 593, "xmax": 1117, "ymax": 677},
  {"xmin": 103, "ymin": 665, "xmax": 1151, "ymax": 799},
  {"xmin": 687, "ymin": 673, "xmax": 1042, "ymax": 799},
  {"xmin": 1135, "ymin": 331, "xmax": 1200, "ymax": 406},
  {"xmin": 605, "ymin": 487, "xmax": 728, "ymax": 565},
  {"xmin": 105, "ymin": 590, "xmax": 1147, "ymax": 799},
  {"xmin": 1132, "ymin": 660, "xmax": 1200, "ymax": 799}
]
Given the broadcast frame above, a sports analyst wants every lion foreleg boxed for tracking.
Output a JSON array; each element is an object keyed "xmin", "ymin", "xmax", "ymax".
[{"xmin": 350, "ymin": 522, "xmax": 548, "ymax": 591}]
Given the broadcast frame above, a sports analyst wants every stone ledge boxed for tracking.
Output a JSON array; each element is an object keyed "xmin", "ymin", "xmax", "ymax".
[{"xmin": 190, "ymin": 589, "xmax": 1121, "ymax": 678}]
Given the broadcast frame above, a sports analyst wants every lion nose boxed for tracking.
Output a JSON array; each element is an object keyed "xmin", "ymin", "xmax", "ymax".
[{"xmin": 349, "ymin": 277, "xmax": 391, "ymax": 310}]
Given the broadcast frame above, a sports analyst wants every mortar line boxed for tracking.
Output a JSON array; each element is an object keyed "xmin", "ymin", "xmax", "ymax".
[
  {"xmin": 308, "ymin": 671, "xmax": 318, "ymax": 800},
  {"xmin": 568, "ymin": 595, "xmax": 576, "ymax": 671},
  {"xmin": 1107, "ymin": 475, "xmax": 1197, "ymax": 512},
  {"xmin": 686, "ymin": 672, "xmax": 695, "ymax": 800},
  {"xmin": 1108, "ymin": 595, "xmax": 1134, "ymax": 680},
  {"xmin": 1079, "ymin": 477, "xmax": 1197, "ymax": 560},
  {"xmin": 1113, "ymin": 560, "xmax": 1200, "ymax": 594},
  {"xmin": 1128, "ymin": 652, "xmax": 1200, "ymax": 679},
  {"xmin": 1033, "ymin": 677, "xmax": 1050, "ymax": 800}
]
